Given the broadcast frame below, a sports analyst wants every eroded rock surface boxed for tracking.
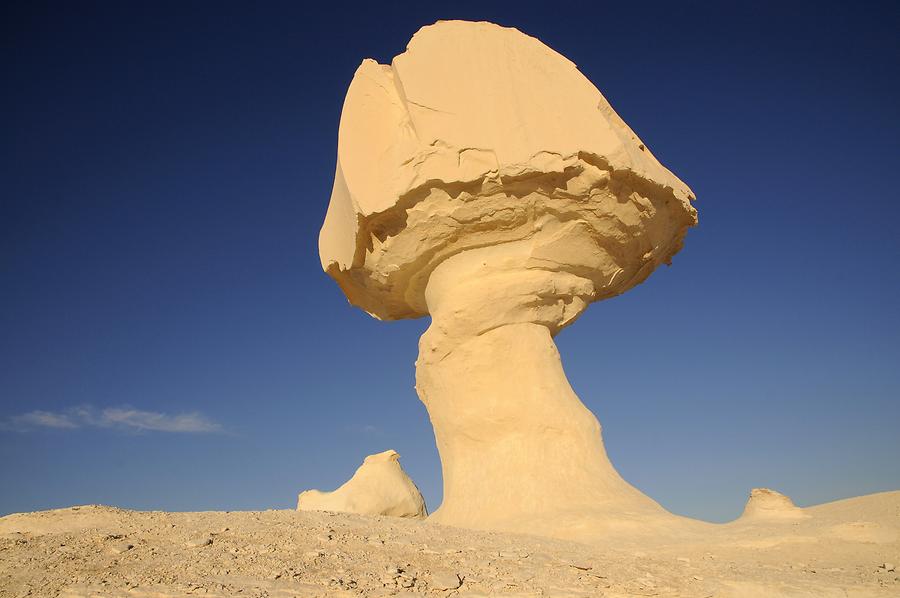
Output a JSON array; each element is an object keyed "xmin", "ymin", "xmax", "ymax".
[
  {"xmin": 740, "ymin": 488, "xmax": 810, "ymax": 521},
  {"xmin": 297, "ymin": 450, "xmax": 426, "ymax": 519},
  {"xmin": 319, "ymin": 20, "xmax": 698, "ymax": 541},
  {"xmin": 319, "ymin": 20, "xmax": 697, "ymax": 320}
]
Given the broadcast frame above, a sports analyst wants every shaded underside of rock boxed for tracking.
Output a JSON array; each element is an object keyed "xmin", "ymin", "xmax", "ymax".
[
  {"xmin": 319, "ymin": 20, "xmax": 697, "ymax": 320},
  {"xmin": 297, "ymin": 450, "xmax": 427, "ymax": 519}
]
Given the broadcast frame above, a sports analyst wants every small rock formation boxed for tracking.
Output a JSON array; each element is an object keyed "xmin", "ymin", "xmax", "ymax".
[
  {"xmin": 297, "ymin": 450, "xmax": 427, "ymax": 519},
  {"xmin": 319, "ymin": 20, "xmax": 698, "ymax": 540},
  {"xmin": 739, "ymin": 488, "xmax": 809, "ymax": 521}
]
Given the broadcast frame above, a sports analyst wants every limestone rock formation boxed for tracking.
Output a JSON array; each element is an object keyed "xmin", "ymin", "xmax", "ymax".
[
  {"xmin": 296, "ymin": 450, "xmax": 426, "ymax": 519},
  {"xmin": 739, "ymin": 488, "xmax": 810, "ymax": 521},
  {"xmin": 319, "ymin": 20, "xmax": 698, "ymax": 540},
  {"xmin": 320, "ymin": 20, "xmax": 696, "ymax": 320}
]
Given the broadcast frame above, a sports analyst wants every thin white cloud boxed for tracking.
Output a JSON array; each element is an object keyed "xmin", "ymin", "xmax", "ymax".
[
  {"xmin": 5, "ymin": 406, "xmax": 222, "ymax": 434},
  {"xmin": 343, "ymin": 423, "xmax": 384, "ymax": 436},
  {"xmin": 98, "ymin": 408, "xmax": 221, "ymax": 433},
  {"xmin": 12, "ymin": 410, "xmax": 80, "ymax": 429}
]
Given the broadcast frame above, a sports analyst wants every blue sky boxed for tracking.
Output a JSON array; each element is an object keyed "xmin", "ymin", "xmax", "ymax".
[{"xmin": 2, "ymin": 1, "xmax": 898, "ymax": 523}]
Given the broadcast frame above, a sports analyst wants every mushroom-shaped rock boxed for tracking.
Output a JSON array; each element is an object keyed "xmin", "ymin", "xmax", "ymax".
[
  {"xmin": 739, "ymin": 488, "xmax": 809, "ymax": 521},
  {"xmin": 296, "ymin": 450, "xmax": 427, "ymax": 519},
  {"xmin": 319, "ymin": 20, "xmax": 699, "ymax": 541}
]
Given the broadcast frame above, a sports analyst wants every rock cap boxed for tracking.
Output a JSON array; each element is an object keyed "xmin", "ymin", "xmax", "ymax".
[{"xmin": 320, "ymin": 20, "xmax": 697, "ymax": 319}]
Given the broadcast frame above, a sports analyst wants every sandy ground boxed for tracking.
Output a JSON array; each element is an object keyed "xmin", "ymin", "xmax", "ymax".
[{"xmin": 1, "ymin": 491, "xmax": 898, "ymax": 597}]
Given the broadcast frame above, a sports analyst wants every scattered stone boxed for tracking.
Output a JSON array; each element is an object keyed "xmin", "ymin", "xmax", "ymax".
[
  {"xmin": 184, "ymin": 537, "xmax": 213, "ymax": 548},
  {"xmin": 430, "ymin": 571, "xmax": 462, "ymax": 590},
  {"xmin": 881, "ymin": 562, "xmax": 896, "ymax": 572},
  {"xmin": 107, "ymin": 542, "xmax": 133, "ymax": 554},
  {"xmin": 566, "ymin": 560, "xmax": 593, "ymax": 571}
]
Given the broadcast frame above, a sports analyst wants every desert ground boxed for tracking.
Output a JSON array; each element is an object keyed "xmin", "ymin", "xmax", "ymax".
[{"xmin": 1, "ymin": 491, "xmax": 898, "ymax": 598}]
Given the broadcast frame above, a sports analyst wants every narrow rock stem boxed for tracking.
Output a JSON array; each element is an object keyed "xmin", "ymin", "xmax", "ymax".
[{"xmin": 416, "ymin": 242, "xmax": 666, "ymax": 535}]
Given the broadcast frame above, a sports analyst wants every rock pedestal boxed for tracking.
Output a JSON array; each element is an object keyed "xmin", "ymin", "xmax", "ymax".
[
  {"xmin": 318, "ymin": 20, "xmax": 699, "ymax": 540},
  {"xmin": 416, "ymin": 239, "xmax": 671, "ymax": 535}
]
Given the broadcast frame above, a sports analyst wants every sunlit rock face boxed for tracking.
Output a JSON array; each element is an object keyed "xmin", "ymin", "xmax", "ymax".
[
  {"xmin": 739, "ymin": 488, "xmax": 810, "ymax": 521},
  {"xmin": 297, "ymin": 450, "xmax": 427, "ymax": 519},
  {"xmin": 319, "ymin": 20, "xmax": 698, "ymax": 541}
]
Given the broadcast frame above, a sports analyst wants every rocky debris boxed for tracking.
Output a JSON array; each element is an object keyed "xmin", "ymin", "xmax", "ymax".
[
  {"xmin": 566, "ymin": 559, "xmax": 593, "ymax": 571},
  {"xmin": 429, "ymin": 570, "xmax": 461, "ymax": 590},
  {"xmin": 12, "ymin": 498, "xmax": 884, "ymax": 598},
  {"xmin": 297, "ymin": 449, "xmax": 427, "ymax": 519},
  {"xmin": 184, "ymin": 537, "xmax": 212, "ymax": 548},
  {"xmin": 105, "ymin": 541, "xmax": 133, "ymax": 554},
  {"xmin": 0, "ymin": 498, "xmax": 895, "ymax": 598}
]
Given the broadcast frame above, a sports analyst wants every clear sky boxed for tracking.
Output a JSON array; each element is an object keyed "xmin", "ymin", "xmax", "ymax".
[{"xmin": 2, "ymin": 1, "xmax": 898, "ymax": 523}]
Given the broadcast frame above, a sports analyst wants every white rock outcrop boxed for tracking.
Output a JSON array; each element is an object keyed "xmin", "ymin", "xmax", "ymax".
[
  {"xmin": 739, "ymin": 488, "xmax": 810, "ymax": 521},
  {"xmin": 297, "ymin": 450, "xmax": 427, "ymax": 519},
  {"xmin": 319, "ymin": 20, "xmax": 698, "ymax": 540}
]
